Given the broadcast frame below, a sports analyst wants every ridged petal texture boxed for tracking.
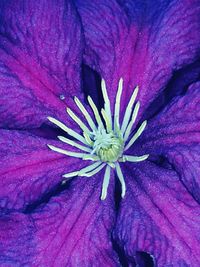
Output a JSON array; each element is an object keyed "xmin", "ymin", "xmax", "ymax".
[
  {"xmin": 0, "ymin": 0, "xmax": 83, "ymax": 129},
  {"xmin": 75, "ymin": 0, "xmax": 200, "ymax": 117},
  {"xmin": 0, "ymin": 174, "xmax": 120, "ymax": 266},
  {"xmin": 114, "ymin": 162, "xmax": 200, "ymax": 267}
]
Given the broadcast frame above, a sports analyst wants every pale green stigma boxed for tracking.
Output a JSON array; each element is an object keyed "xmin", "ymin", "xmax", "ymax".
[{"xmin": 47, "ymin": 78, "xmax": 149, "ymax": 200}]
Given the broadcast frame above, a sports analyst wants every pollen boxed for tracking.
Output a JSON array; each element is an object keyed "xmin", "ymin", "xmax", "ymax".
[{"xmin": 47, "ymin": 78, "xmax": 149, "ymax": 200}]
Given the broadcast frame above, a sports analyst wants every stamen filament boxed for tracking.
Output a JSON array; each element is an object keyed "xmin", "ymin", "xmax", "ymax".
[
  {"xmin": 78, "ymin": 161, "xmax": 102, "ymax": 176},
  {"xmin": 101, "ymin": 108, "xmax": 112, "ymax": 132},
  {"xmin": 47, "ymin": 144, "xmax": 90, "ymax": 159},
  {"xmin": 57, "ymin": 136, "xmax": 92, "ymax": 152},
  {"xmin": 121, "ymin": 85, "xmax": 139, "ymax": 134},
  {"xmin": 101, "ymin": 165, "xmax": 111, "ymax": 200},
  {"xmin": 83, "ymin": 132, "xmax": 94, "ymax": 146},
  {"xmin": 79, "ymin": 163, "xmax": 106, "ymax": 177},
  {"xmin": 67, "ymin": 108, "xmax": 91, "ymax": 134},
  {"xmin": 74, "ymin": 97, "xmax": 97, "ymax": 130},
  {"xmin": 114, "ymin": 78, "xmax": 123, "ymax": 132},
  {"xmin": 88, "ymin": 96, "xmax": 104, "ymax": 128},
  {"xmin": 123, "ymin": 102, "xmax": 140, "ymax": 141},
  {"xmin": 115, "ymin": 162, "xmax": 126, "ymax": 198},
  {"xmin": 47, "ymin": 117, "xmax": 87, "ymax": 145},
  {"xmin": 119, "ymin": 154, "xmax": 149, "ymax": 162},
  {"xmin": 101, "ymin": 79, "xmax": 112, "ymax": 128},
  {"xmin": 125, "ymin": 120, "xmax": 147, "ymax": 151}
]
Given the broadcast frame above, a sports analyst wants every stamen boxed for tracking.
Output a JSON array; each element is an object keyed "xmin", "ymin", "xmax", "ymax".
[
  {"xmin": 88, "ymin": 96, "xmax": 104, "ymax": 128},
  {"xmin": 79, "ymin": 163, "xmax": 106, "ymax": 177},
  {"xmin": 57, "ymin": 136, "xmax": 91, "ymax": 152},
  {"xmin": 101, "ymin": 108, "xmax": 112, "ymax": 132},
  {"xmin": 115, "ymin": 162, "xmax": 126, "ymax": 198},
  {"xmin": 123, "ymin": 102, "xmax": 140, "ymax": 141},
  {"xmin": 101, "ymin": 79, "xmax": 112, "ymax": 127},
  {"xmin": 114, "ymin": 78, "xmax": 123, "ymax": 132},
  {"xmin": 47, "ymin": 144, "xmax": 89, "ymax": 159},
  {"xmin": 83, "ymin": 132, "xmax": 93, "ymax": 146},
  {"xmin": 78, "ymin": 161, "xmax": 102, "ymax": 175},
  {"xmin": 120, "ymin": 154, "xmax": 149, "ymax": 162},
  {"xmin": 74, "ymin": 96, "xmax": 97, "ymax": 131},
  {"xmin": 101, "ymin": 165, "xmax": 111, "ymax": 200},
  {"xmin": 66, "ymin": 108, "xmax": 90, "ymax": 134},
  {"xmin": 48, "ymin": 117, "xmax": 87, "ymax": 145},
  {"xmin": 125, "ymin": 120, "xmax": 147, "ymax": 151},
  {"xmin": 121, "ymin": 85, "xmax": 139, "ymax": 134},
  {"xmin": 63, "ymin": 161, "xmax": 102, "ymax": 178}
]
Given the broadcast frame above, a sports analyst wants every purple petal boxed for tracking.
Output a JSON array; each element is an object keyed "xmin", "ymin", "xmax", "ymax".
[
  {"xmin": 114, "ymin": 161, "xmax": 200, "ymax": 267},
  {"xmin": 75, "ymin": 0, "xmax": 200, "ymax": 115},
  {"xmin": 0, "ymin": 0, "xmax": 83, "ymax": 128},
  {"xmin": 139, "ymin": 82, "xmax": 200, "ymax": 202},
  {"xmin": 0, "ymin": 174, "xmax": 119, "ymax": 266},
  {"xmin": 0, "ymin": 130, "xmax": 87, "ymax": 211}
]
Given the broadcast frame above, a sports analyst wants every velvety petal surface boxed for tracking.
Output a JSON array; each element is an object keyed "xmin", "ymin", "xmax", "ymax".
[
  {"xmin": 0, "ymin": 174, "xmax": 119, "ymax": 267},
  {"xmin": 75, "ymin": 0, "xmax": 200, "ymax": 115},
  {"xmin": 0, "ymin": 0, "xmax": 83, "ymax": 128},
  {"xmin": 0, "ymin": 130, "xmax": 88, "ymax": 211},
  {"xmin": 114, "ymin": 161, "xmax": 200, "ymax": 267},
  {"xmin": 138, "ymin": 82, "xmax": 200, "ymax": 203}
]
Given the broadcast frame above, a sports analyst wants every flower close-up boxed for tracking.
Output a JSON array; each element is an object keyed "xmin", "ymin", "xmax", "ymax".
[{"xmin": 0, "ymin": 0, "xmax": 200, "ymax": 267}]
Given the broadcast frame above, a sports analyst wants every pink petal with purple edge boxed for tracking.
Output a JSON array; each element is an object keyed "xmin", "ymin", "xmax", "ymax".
[
  {"xmin": 0, "ymin": 130, "xmax": 88, "ymax": 211},
  {"xmin": 0, "ymin": 174, "xmax": 119, "ymax": 267},
  {"xmin": 0, "ymin": 0, "xmax": 83, "ymax": 129},
  {"xmin": 75, "ymin": 0, "xmax": 200, "ymax": 117},
  {"xmin": 139, "ymin": 82, "xmax": 200, "ymax": 203},
  {"xmin": 114, "ymin": 161, "xmax": 200, "ymax": 267}
]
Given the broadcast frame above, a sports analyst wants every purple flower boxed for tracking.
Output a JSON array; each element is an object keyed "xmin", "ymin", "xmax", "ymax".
[{"xmin": 0, "ymin": 0, "xmax": 200, "ymax": 266}]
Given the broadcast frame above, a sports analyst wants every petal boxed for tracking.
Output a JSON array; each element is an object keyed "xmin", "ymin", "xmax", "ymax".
[
  {"xmin": 140, "ymin": 82, "xmax": 200, "ymax": 202},
  {"xmin": 0, "ymin": 129, "xmax": 87, "ymax": 211},
  {"xmin": 0, "ymin": 174, "xmax": 120, "ymax": 266},
  {"xmin": 114, "ymin": 162, "xmax": 200, "ymax": 267},
  {"xmin": 0, "ymin": 0, "xmax": 83, "ymax": 128},
  {"xmin": 75, "ymin": 0, "xmax": 200, "ymax": 116}
]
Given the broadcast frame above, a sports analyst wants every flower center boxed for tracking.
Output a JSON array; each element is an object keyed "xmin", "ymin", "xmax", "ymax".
[
  {"xmin": 92, "ymin": 128, "xmax": 124, "ymax": 163},
  {"xmin": 47, "ymin": 78, "xmax": 149, "ymax": 200}
]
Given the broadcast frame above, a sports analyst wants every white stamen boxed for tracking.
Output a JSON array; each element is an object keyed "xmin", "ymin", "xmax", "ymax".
[
  {"xmin": 101, "ymin": 165, "xmax": 111, "ymax": 200},
  {"xmin": 80, "ymin": 163, "xmax": 106, "ymax": 177},
  {"xmin": 120, "ymin": 154, "xmax": 149, "ymax": 162},
  {"xmin": 57, "ymin": 136, "xmax": 92, "ymax": 152},
  {"xmin": 101, "ymin": 108, "xmax": 112, "ymax": 132},
  {"xmin": 88, "ymin": 96, "xmax": 104, "ymax": 128},
  {"xmin": 115, "ymin": 162, "xmax": 126, "ymax": 198},
  {"xmin": 123, "ymin": 102, "xmax": 140, "ymax": 141},
  {"xmin": 101, "ymin": 79, "xmax": 112, "ymax": 127},
  {"xmin": 125, "ymin": 120, "xmax": 147, "ymax": 151},
  {"xmin": 47, "ymin": 144, "xmax": 89, "ymax": 159},
  {"xmin": 121, "ymin": 85, "xmax": 139, "ymax": 134},
  {"xmin": 66, "ymin": 108, "xmax": 91, "ymax": 134},
  {"xmin": 47, "ymin": 117, "xmax": 87, "ymax": 145},
  {"xmin": 63, "ymin": 161, "xmax": 102, "ymax": 178},
  {"xmin": 114, "ymin": 78, "xmax": 123, "ymax": 132},
  {"xmin": 74, "ymin": 97, "xmax": 97, "ymax": 130}
]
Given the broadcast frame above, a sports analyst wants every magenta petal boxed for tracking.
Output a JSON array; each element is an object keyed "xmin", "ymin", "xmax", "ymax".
[
  {"xmin": 114, "ymin": 162, "xmax": 200, "ymax": 267},
  {"xmin": 0, "ymin": 130, "xmax": 87, "ymax": 211},
  {"xmin": 0, "ymin": 0, "xmax": 83, "ymax": 128},
  {"xmin": 76, "ymin": 0, "xmax": 200, "ymax": 115},
  {"xmin": 140, "ymin": 82, "xmax": 200, "ymax": 202},
  {"xmin": 0, "ymin": 174, "xmax": 119, "ymax": 266}
]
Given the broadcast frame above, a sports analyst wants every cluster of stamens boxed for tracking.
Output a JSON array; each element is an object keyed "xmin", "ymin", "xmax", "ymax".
[{"xmin": 47, "ymin": 78, "xmax": 148, "ymax": 200}]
